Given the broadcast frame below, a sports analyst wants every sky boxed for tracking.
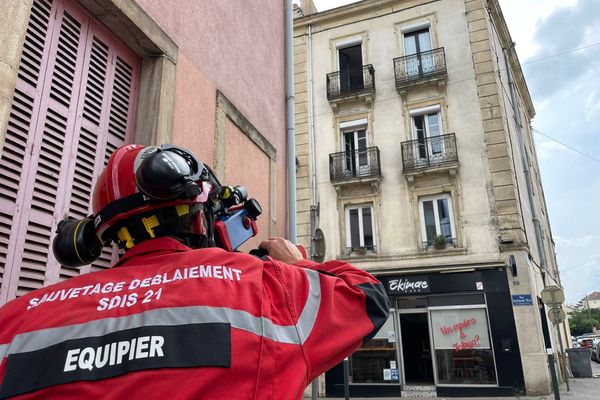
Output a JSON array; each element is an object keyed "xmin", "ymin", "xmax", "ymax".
[{"xmin": 304, "ymin": 0, "xmax": 600, "ymax": 304}]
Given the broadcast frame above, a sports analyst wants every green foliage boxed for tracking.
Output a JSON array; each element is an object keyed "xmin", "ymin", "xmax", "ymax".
[
  {"xmin": 433, "ymin": 235, "xmax": 447, "ymax": 249},
  {"xmin": 568, "ymin": 308, "xmax": 600, "ymax": 336}
]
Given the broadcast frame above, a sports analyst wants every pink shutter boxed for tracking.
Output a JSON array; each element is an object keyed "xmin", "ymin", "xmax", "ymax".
[
  {"xmin": 0, "ymin": 0, "xmax": 55, "ymax": 303},
  {"xmin": 0, "ymin": 0, "xmax": 139, "ymax": 303},
  {"xmin": 15, "ymin": 2, "xmax": 90, "ymax": 297}
]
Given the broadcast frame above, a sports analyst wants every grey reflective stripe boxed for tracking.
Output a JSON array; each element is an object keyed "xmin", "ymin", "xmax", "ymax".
[
  {"xmin": 0, "ymin": 343, "xmax": 7, "ymax": 360},
  {"xmin": 296, "ymin": 269, "xmax": 321, "ymax": 343},
  {"xmin": 1, "ymin": 269, "xmax": 322, "ymax": 358}
]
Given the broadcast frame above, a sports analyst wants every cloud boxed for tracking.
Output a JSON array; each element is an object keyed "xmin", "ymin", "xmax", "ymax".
[
  {"xmin": 585, "ymin": 89, "xmax": 600, "ymax": 119},
  {"xmin": 523, "ymin": 0, "xmax": 600, "ymax": 100},
  {"xmin": 555, "ymin": 235, "xmax": 600, "ymax": 249},
  {"xmin": 536, "ymin": 139, "xmax": 566, "ymax": 161}
]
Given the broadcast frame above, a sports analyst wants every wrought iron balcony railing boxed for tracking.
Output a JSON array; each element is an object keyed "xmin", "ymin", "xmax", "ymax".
[
  {"xmin": 422, "ymin": 237, "xmax": 457, "ymax": 251},
  {"xmin": 401, "ymin": 133, "xmax": 458, "ymax": 172},
  {"xmin": 327, "ymin": 64, "xmax": 375, "ymax": 101},
  {"xmin": 346, "ymin": 245, "xmax": 377, "ymax": 257},
  {"xmin": 394, "ymin": 47, "xmax": 447, "ymax": 89},
  {"xmin": 329, "ymin": 146, "xmax": 381, "ymax": 183}
]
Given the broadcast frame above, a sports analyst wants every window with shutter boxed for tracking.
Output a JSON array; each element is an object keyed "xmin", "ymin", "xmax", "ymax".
[{"xmin": 0, "ymin": 0, "xmax": 140, "ymax": 304}]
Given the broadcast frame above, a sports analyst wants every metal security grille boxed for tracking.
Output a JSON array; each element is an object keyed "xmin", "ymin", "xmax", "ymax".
[{"xmin": 0, "ymin": 0, "xmax": 140, "ymax": 304}]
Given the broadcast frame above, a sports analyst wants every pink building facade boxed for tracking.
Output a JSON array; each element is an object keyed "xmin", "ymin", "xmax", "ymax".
[{"xmin": 0, "ymin": 0, "xmax": 288, "ymax": 304}]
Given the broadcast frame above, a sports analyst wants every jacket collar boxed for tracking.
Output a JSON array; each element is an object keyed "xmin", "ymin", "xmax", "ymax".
[{"xmin": 113, "ymin": 237, "xmax": 192, "ymax": 267}]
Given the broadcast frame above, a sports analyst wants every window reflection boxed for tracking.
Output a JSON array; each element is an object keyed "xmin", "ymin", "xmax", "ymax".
[{"xmin": 350, "ymin": 314, "xmax": 398, "ymax": 383}]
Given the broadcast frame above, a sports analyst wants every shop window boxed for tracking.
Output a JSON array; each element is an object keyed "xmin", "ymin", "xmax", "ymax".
[
  {"xmin": 418, "ymin": 194, "xmax": 456, "ymax": 249},
  {"xmin": 350, "ymin": 313, "xmax": 398, "ymax": 383},
  {"xmin": 345, "ymin": 204, "xmax": 376, "ymax": 255},
  {"xmin": 430, "ymin": 308, "xmax": 498, "ymax": 385}
]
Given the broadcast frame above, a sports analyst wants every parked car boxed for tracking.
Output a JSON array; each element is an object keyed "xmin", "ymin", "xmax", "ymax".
[
  {"xmin": 580, "ymin": 337, "xmax": 594, "ymax": 349},
  {"xmin": 592, "ymin": 339, "xmax": 600, "ymax": 363},
  {"xmin": 575, "ymin": 333, "xmax": 596, "ymax": 348}
]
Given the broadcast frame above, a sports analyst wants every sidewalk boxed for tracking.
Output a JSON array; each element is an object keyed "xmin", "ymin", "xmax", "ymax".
[{"xmin": 323, "ymin": 361, "xmax": 600, "ymax": 400}]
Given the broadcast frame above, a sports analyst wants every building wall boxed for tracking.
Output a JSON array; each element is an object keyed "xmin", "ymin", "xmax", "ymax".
[
  {"xmin": 296, "ymin": 0, "xmax": 501, "ymax": 271},
  {"xmin": 295, "ymin": 0, "xmax": 563, "ymax": 396},
  {"xmin": 135, "ymin": 0, "xmax": 287, "ymax": 240}
]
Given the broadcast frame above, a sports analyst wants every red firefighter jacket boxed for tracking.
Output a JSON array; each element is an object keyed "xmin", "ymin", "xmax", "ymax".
[{"xmin": 0, "ymin": 237, "xmax": 389, "ymax": 399}]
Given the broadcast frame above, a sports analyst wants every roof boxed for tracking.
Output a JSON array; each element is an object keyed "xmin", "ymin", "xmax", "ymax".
[{"xmin": 584, "ymin": 291, "xmax": 600, "ymax": 301}]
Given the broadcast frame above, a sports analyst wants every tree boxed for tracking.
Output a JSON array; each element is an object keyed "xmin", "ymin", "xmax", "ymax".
[{"xmin": 568, "ymin": 308, "xmax": 600, "ymax": 336}]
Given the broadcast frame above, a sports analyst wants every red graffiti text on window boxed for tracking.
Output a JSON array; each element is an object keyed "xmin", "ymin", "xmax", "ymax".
[{"xmin": 439, "ymin": 318, "xmax": 477, "ymax": 338}]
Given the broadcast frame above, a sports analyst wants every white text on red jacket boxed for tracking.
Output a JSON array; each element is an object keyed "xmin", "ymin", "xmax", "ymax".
[{"xmin": 26, "ymin": 264, "xmax": 243, "ymax": 311}]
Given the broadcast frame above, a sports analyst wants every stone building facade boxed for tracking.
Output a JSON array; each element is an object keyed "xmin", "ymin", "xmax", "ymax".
[{"xmin": 294, "ymin": 0, "xmax": 568, "ymax": 397}]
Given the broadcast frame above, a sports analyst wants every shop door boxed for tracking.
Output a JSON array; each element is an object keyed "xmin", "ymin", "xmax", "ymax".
[{"xmin": 399, "ymin": 312, "xmax": 434, "ymax": 384}]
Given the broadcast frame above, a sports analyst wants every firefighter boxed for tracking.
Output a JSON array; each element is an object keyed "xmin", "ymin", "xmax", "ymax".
[{"xmin": 0, "ymin": 144, "xmax": 389, "ymax": 399}]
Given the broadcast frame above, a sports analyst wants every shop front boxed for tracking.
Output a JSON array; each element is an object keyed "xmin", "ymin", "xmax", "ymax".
[{"xmin": 325, "ymin": 267, "xmax": 526, "ymax": 397}]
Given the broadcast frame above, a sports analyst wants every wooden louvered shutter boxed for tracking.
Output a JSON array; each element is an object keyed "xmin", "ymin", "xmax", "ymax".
[{"xmin": 0, "ymin": 0, "xmax": 139, "ymax": 304}]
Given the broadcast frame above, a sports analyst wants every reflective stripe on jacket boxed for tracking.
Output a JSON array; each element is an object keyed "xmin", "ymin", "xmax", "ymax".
[{"xmin": 0, "ymin": 237, "xmax": 389, "ymax": 399}]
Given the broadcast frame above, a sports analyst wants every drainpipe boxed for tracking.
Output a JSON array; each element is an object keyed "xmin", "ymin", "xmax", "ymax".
[
  {"xmin": 307, "ymin": 24, "xmax": 319, "ymax": 260},
  {"xmin": 285, "ymin": 0, "xmax": 297, "ymax": 242},
  {"xmin": 503, "ymin": 48, "xmax": 547, "ymax": 271},
  {"xmin": 307, "ymin": 23, "xmax": 320, "ymax": 400}
]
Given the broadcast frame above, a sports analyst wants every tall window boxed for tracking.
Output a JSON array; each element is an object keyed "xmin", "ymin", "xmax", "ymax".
[
  {"xmin": 345, "ymin": 204, "xmax": 376, "ymax": 255},
  {"xmin": 404, "ymin": 28, "xmax": 433, "ymax": 78},
  {"xmin": 419, "ymin": 194, "xmax": 455, "ymax": 248},
  {"xmin": 343, "ymin": 128, "xmax": 368, "ymax": 178},
  {"xmin": 411, "ymin": 109, "xmax": 443, "ymax": 160},
  {"xmin": 338, "ymin": 43, "xmax": 363, "ymax": 93}
]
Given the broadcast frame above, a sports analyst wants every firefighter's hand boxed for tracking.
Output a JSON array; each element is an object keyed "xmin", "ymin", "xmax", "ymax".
[{"xmin": 258, "ymin": 237, "xmax": 303, "ymax": 265}]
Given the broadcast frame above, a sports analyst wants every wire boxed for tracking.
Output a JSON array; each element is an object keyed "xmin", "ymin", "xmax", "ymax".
[
  {"xmin": 533, "ymin": 128, "xmax": 600, "ymax": 165},
  {"xmin": 521, "ymin": 42, "xmax": 600, "ymax": 67},
  {"xmin": 561, "ymin": 257, "xmax": 600, "ymax": 274}
]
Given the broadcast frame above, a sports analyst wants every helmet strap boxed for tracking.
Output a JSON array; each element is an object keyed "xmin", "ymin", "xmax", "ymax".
[{"xmin": 108, "ymin": 206, "xmax": 212, "ymax": 250}]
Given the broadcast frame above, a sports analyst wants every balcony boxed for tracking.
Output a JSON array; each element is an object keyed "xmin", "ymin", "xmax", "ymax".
[
  {"xmin": 326, "ymin": 65, "xmax": 375, "ymax": 107},
  {"xmin": 345, "ymin": 245, "xmax": 378, "ymax": 257},
  {"xmin": 401, "ymin": 133, "xmax": 458, "ymax": 174},
  {"xmin": 422, "ymin": 237, "xmax": 457, "ymax": 251},
  {"xmin": 329, "ymin": 146, "xmax": 381, "ymax": 184},
  {"xmin": 394, "ymin": 48, "xmax": 447, "ymax": 91}
]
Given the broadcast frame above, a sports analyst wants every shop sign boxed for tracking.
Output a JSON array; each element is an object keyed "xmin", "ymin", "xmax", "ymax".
[
  {"xmin": 511, "ymin": 294, "xmax": 533, "ymax": 306},
  {"xmin": 385, "ymin": 275, "xmax": 430, "ymax": 295}
]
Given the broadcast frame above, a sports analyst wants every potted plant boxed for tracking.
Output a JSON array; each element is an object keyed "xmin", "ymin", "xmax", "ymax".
[{"xmin": 433, "ymin": 235, "xmax": 447, "ymax": 250}]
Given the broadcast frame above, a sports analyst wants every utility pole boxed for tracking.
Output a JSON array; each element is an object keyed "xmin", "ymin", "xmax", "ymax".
[{"xmin": 585, "ymin": 294, "xmax": 593, "ymax": 332}]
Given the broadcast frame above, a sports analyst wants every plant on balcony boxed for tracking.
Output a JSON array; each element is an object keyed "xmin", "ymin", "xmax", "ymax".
[
  {"xmin": 353, "ymin": 247, "xmax": 367, "ymax": 255},
  {"xmin": 433, "ymin": 235, "xmax": 447, "ymax": 250}
]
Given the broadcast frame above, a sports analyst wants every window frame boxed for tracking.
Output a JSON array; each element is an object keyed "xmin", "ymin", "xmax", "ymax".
[
  {"xmin": 341, "ymin": 120, "xmax": 369, "ymax": 177},
  {"xmin": 428, "ymin": 305, "xmax": 499, "ymax": 386},
  {"xmin": 409, "ymin": 104, "xmax": 446, "ymax": 160},
  {"xmin": 345, "ymin": 203, "xmax": 377, "ymax": 255},
  {"xmin": 418, "ymin": 193, "xmax": 456, "ymax": 247}
]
